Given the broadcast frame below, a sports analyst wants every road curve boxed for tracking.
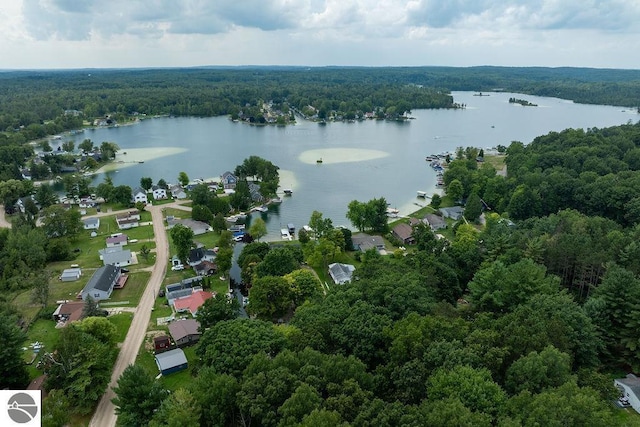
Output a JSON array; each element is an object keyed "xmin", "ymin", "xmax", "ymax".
[{"xmin": 90, "ymin": 205, "xmax": 169, "ymax": 427}]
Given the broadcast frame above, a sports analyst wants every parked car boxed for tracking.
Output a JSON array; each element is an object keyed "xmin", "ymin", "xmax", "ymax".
[{"xmin": 171, "ymin": 264, "xmax": 184, "ymax": 271}]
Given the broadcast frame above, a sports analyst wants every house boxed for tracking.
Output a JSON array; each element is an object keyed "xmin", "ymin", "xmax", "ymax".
[
  {"xmin": 155, "ymin": 348, "xmax": 188, "ymax": 376},
  {"xmin": 167, "ymin": 218, "xmax": 211, "ymax": 235},
  {"xmin": 154, "ymin": 335, "xmax": 172, "ymax": 354},
  {"xmin": 165, "ymin": 276, "xmax": 204, "ymax": 306},
  {"xmin": 131, "ymin": 187, "xmax": 148, "ymax": 204},
  {"xmin": 173, "ymin": 290, "xmax": 214, "ymax": 317},
  {"xmin": 80, "ymin": 265, "xmax": 121, "ymax": 301},
  {"xmin": 424, "ymin": 214, "xmax": 447, "ymax": 231},
  {"xmin": 615, "ymin": 374, "xmax": 640, "ymax": 413},
  {"xmin": 52, "ymin": 301, "xmax": 85, "ymax": 324},
  {"xmin": 439, "ymin": 206, "xmax": 465, "ymax": 221},
  {"xmin": 152, "ymin": 185, "xmax": 168, "ymax": 200},
  {"xmin": 168, "ymin": 319, "xmax": 202, "ymax": 347},
  {"xmin": 116, "ymin": 210, "xmax": 141, "ymax": 230},
  {"xmin": 59, "ymin": 268, "xmax": 82, "ymax": 282},
  {"xmin": 106, "ymin": 234, "xmax": 128, "ymax": 248},
  {"xmin": 187, "ymin": 247, "xmax": 216, "ymax": 266},
  {"xmin": 83, "ymin": 217, "xmax": 100, "ymax": 230},
  {"xmin": 328, "ymin": 263, "xmax": 356, "ymax": 285},
  {"xmin": 221, "ymin": 171, "xmax": 237, "ymax": 189},
  {"xmin": 392, "ymin": 223, "xmax": 416, "ymax": 245},
  {"xmin": 248, "ymin": 182, "xmax": 264, "ymax": 203},
  {"xmin": 351, "ymin": 234, "xmax": 386, "ymax": 253},
  {"xmin": 194, "ymin": 260, "xmax": 217, "ymax": 276},
  {"xmin": 99, "ymin": 246, "xmax": 133, "ymax": 267},
  {"xmin": 169, "ymin": 184, "xmax": 187, "ymax": 200}
]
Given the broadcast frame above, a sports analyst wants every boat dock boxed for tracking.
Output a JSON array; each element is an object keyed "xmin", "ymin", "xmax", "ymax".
[
  {"xmin": 283, "ymin": 189, "xmax": 293, "ymax": 196},
  {"xmin": 417, "ymin": 191, "xmax": 427, "ymax": 198},
  {"xmin": 281, "ymin": 229, "xmax": 292, "ymax": 241}
]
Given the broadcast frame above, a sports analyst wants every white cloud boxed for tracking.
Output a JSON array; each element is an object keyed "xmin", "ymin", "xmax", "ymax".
[{"xmin": 2, "ymin": 0, "xmax": 639, "ymax": 68}]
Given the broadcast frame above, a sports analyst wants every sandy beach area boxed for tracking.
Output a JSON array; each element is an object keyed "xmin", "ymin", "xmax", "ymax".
[
  {"xmin": 299, "ymin": 148, "xmax": 389, "ymax": 165},
  {"xmin": 277, "ymin": 169, "xmax": 298, "ymax": 192},
  {"xmin": 92, "ymin": 147, "xmax": 187, "ymax": 174}
]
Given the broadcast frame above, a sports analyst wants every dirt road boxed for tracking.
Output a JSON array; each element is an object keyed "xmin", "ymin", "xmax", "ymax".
[
  {"xmin": 0, "ymin": 206, "xmax": 11, "ymax": 228},
  {"xmin": 90, "ymin": 205, "xmax": 169, "ymax": 427}
]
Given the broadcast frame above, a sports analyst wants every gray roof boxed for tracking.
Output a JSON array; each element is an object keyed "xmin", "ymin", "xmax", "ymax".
[
  {"xmin": 424, "ymin": 214, "xmax": 446, "ymax": 227},
  {"xmin": 168, "ymin": 319, "xmax": 201, "ymax": 341},
  {"xmin": 155, "ymin": 348, "xmax": 188, "ymax": 370},
  {"xmin": 352, "ymin": 234, "xmax": 385, "ymax": 250},
  {"xmin": 439, "ymin": 206, "xmax": 464, "ymax": 219},
  {"xmin": 328, "ymin": 263, "xmax": 355, "ymax": 284},
  {"xmin": 83, "ymin": 217, "xmax": 100, "ymax": 226},
  {"xmin": 60, "ymin": 268, "xmax": 82, "ymax": 279},
  {"xmin": 83, "ymin": 265, "xmax": 120, "ymax": 293},
  {"xmin": 132, "ymin": 187, "xmax": 146, "ymax": 196},
  {"xmin": 103, "ymin": 249, "xmax": 132, "ymax": 265}
]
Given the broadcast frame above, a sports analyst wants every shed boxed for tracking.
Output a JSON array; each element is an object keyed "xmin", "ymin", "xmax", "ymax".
[
  {"xmin": 60, "ymin": 268, "xmax": 82, "ymax": 282},
  {"xmin": 155, "ymin": 348, "xmax": 188, "ymax": 375},
  {"xmin": 154, "ymin": 335, "xmax": 172, "ymax": 354},
  {"xmin": 83, "ymin": 217, "xmax": 100, "ymax": 230}
]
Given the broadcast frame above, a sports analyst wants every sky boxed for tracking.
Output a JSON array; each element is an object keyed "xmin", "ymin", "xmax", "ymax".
[{"xmin": 1, "ymin": 0, "xmax": 639, "ymax": 70}]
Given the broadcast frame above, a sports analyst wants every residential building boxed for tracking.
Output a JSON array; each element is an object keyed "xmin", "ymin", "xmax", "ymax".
[
  {"xmin": 193, "ymin": 260, "xmax": 217, "ymax": 276},
  {"xmin": 391, "ymin": 223, "xmax": 416, "ymax": 245},
  {"xmin": 155, "ymin": 348, "xmax": 188, "ymax": 375},
  {"xmin": 99, "ymin": 246, "xmax": 133, "ymax": 267},
  {"xmin": 80, "ymin": 265, "xmax": 121, "ymax": 301},
  {"xmin": 166, "ymin": 218, "xmax": 211, "ymax": 235},
  {"xmin": 351, "ymin": 234, "xmax": 386, "ymax": 253},
  {"xmin": 132, "ymin": 187, "xmax": 148, "ymax": 204},
  {"xmin": 328, "ymin": 263, "xmax": 356, "ymax": 285},
  {"xmin": 615, "ymin": 374, "xmax": 640, "ymax": 413},
  {"xmin": 173, "ymin": 290, "xmax": 214, "ymax": 317},
  {"xmin": 165, "ymin": 277, "xmax": 204, "ymax": 306},
  {"xmin": 169, "ymin": 184, "xmax": 187, "ymax": 199},
  {"xmin": 424, "ymin": 214, "xmax": 447, "ymax": 231},
  {"xmin": 221, "ymin": 171, "xmax": 237, "ymax": 189},
  {"xmin": 116, "ymin": 210, "xmax": 141, "ymax": 230},
  {"xmin": 52, "ymin": 301, "xmax": 85, "ymax": 324},
  {"xmin": 106, "ymin": 234, "xmax": 128, "ymax": 248},
  {"xmin": 439, "ymin": 206, "xmax": 465, "ymax": 221},
  {"xmin": 83, "ymin": 217, "xmax": 100, "ymax": 230},
  {"xmin": 168, "ymin": 319, "xmax": 202, "ymax": 347},
  {"xmin": 152, "ymin": 185, "xmax": 168, "ymax": 200}
]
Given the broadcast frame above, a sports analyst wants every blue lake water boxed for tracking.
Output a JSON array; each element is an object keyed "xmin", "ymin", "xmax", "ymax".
[{"xmin": 61, "ymin": 91, "xmax": 636, "ymax": 239}]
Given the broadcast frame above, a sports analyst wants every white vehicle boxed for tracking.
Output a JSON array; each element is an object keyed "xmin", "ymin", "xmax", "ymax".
[{"xmin": 171, "ymin": 264, "xmax": 184, "ymax": 271}]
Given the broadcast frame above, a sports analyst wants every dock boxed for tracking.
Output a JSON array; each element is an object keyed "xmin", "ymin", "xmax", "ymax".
[
  {"xmin": 283, "ymin": 189, "xmax": 293, "ymax": 196},
  {"xmin": 417, "ymin": 191, "xmax": 427, "ymax": 198},
  {"xmin": 287, "ymin": 223, "xmax": 296, "ymax": 234},
  {"xmin": 280, "ymin": 229, "xmax": 292, "ymax": 241}
]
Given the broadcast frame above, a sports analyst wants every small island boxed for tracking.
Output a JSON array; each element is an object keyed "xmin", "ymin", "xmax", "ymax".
[{"xmin": 509, "ymin": 97, "xmax": 538, "ymax": 107}]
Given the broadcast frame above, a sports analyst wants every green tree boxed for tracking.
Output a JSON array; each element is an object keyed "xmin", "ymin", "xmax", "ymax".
[
  {"xmin": 149, "ymin": 388, "xmax": 200, "ymax": 427},
  {"xmin": 78, "ymin": 138, "xmax": 94, "ymax": 153},
  {"xmin": 100, "ymin": 141, "xmax": 120, "ymax": 159},
  {"xmin": 178, "ymin": 171, "xmax": 189, "ymax": 186},
  {"xmin": 140, "ymin": 244, "xmax": 151, "ymax": 261},
  {"xmin": 191, "ymin": 204, "xmax": 213, "ymax": 224},
  {"xmin": 505, "ymin": 346, "xmax": 572, "ymax": 395},
  {"xmin": 447, "ymin": 179, "xmax": 464, "ymax": 201},
  {"xmin": 190, "ymin": 183, "xmax": 212, "ymax": 206},
  {"xmin": 62, "ymin": 140, "xmax": 75, "ymax": 152},
  {"xmin": 248, "ymin": 217, "xmax": 267, "ymax": 241},
  {"xmin": 112, "ymin": 185, "xmax": 133, "ymax": 206},
  {"xmin": 112, "ymin": 364, "xmax": 168, "ymax": 427},
  {"xmin": 196, "ymin": 293, "xmax": 240, "ymax": 331},
  {"xmin": 196, "ymin": 319, "xmax": 286, "ymax": 377},
  {"xmin": 216, "ymin": 247, "xmax": 233, "ymax": 280},
  {"xmin": 0, "ymin": 312, "xmax": 29, "ymax": 389},
  {"xmin": 464, "ymin": 191, "xmax": 483, "ymax": 221},
  {"xmin": 42, "ymin": 390, "xmax": 71, "ymax": 427},
  {"xmin": 256, "ymin": 247, "xmax": 299, "ymax": 277},
  {"xmin": 170, "ymin": 224, "xmax": 194, "ymax": 263},
  {"xmin": 284, "ymin": 269, "xmax": 323, "ymax": 305},
  {"xmin": 309, "ymin": 210, "xmax": 333, "ymax": 239},
  {"xmin": 31, "ymin": 270, "xmax": 50, "ymax": 307},
  {"xmin": 35, "ymin": 183, "xmax": 58, "ymax": 208},
  {"xmin": 191, "ymin": 369, "xmax": 240, "ymax": 427},
  {"xmin": 247, "ymin": 275, "xmax": 294, "ymax": 320},
  {"xmin": 346, "ymin": 200, "xmax": 367, "ymax": 232},
  {"xmin": 157, "ymin": 178, "xmax": 168, "ymax": 189},
  {"xmin": 211, "ymin": 213, "xmax": 227, "ymax": 233},
  {"xmin": 430, "ymin": 193, "xmax": 442, "ymax": 209},
  {"xmin": 140, "ymin": 176, "xmax": 153, "ymax": 191},
  {"xmin": 428, "ymin": 365, "xmax": 506, "ymax": 417}
]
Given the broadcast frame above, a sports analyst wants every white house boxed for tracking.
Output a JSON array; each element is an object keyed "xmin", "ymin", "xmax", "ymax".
[
  {"xmin": 615, "ymin": 374, "xmax": 640, "ymax": 413},
  {"xmin": 152, "ymin": 185, "xmax": 168, "ymax": 200},
  {"xmin": 99, "ymin": 246, "xmax": 133, "ymax": 267},
  {"xmin": 328, "ymin": 263, "xmax": 356, "ymax": 285},
  {"xmin": 83, "ymin": 217, "xmax": 100, "ymax": 230},
  {"xmin": 132, "ymin": 187, "xmax": 148, "ymax": 204}
]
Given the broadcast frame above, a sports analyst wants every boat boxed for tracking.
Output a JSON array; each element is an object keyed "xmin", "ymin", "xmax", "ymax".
[
  {"xmin": 255, "ymin": 205, "xmax": 268, "ymax": 213},
  {"xmin": 283, "ymin": 189, "xmax": 293, "ymax": 196},
  {"xmin": 271, "ymin": 197, "xmax": 282, "ymax": 204},
  {"xmin": 317, "ymin": 158, "xmax": 323, "ymax": 164},
  {"xmin": 287, "ymin": 223, "xmax": 296, "ymax": 234},
  {"xmin": 417, "ymin": 191, "xmax": 427, "ymax": 198},
  {"xmin": 281, "ymin": 229, "xmax": 292, "ymax": 241}
]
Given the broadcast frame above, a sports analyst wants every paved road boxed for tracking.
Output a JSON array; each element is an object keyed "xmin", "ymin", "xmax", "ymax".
[{"xmin": 90, "ymin": 205, "xmax": 169, "ymax": 427}]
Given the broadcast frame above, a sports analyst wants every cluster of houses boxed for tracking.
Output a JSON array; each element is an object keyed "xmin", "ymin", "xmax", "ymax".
[{"xmin": 153, "ymin": 318, "xmax": 202, "ymax": 375}]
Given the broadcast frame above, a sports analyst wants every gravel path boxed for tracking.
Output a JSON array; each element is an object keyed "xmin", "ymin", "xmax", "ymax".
[{"xmin": 90, "ymin": 205, "xmax": 169, "ymax": 427}]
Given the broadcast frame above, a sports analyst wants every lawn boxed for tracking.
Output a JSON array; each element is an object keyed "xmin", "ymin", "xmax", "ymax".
[
  {"xmin": 109, "ymin": 312, "xmax": 134, "ymax": 343},
  {"xmin": 109, "ymin": 271, "xmax": 151, "ymax": 306},
  {"xmin": 136, "ymin": 343, "xmax": 198, "ymax": 391},
  {"xmin": 24, "ymin": 319, "xmax": 60, "ymax": 380}
]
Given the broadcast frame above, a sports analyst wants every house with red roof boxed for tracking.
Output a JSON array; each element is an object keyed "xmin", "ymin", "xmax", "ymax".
[{"xmin": 173, "ymin": 290, "xmax": 214, "ymax": 317}]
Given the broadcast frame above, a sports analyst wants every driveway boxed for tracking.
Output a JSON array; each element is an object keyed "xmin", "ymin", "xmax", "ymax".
[{"xmin": 90, "ymin": 204, "xmax": 169, "ymax": 427}]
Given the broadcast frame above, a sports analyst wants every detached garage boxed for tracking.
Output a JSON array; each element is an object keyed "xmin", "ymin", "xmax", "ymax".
[{"xmin": 155, "ymin": 348, "xmax": 188, "ymax": 376}]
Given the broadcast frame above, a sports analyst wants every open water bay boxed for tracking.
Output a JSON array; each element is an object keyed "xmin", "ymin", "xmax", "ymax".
[{"xmin": 65, "ymin": 91, "xmax": 636, "ymax": 239}]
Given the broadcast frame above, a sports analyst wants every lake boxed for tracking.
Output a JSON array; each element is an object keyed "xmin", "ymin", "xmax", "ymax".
[{"xmin": 62, "ymin": 91, "xmax": 636, "ymax": 240}]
